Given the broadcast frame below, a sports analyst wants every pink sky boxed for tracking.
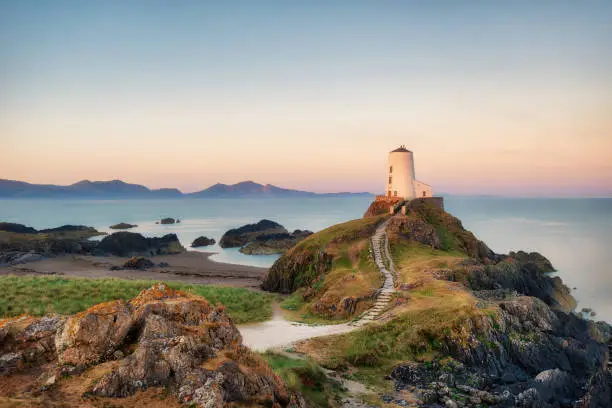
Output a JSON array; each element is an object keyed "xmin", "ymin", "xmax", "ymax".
[{"xmin": 2, "ymin": 2, "xmax": 611, "ymax": 197}]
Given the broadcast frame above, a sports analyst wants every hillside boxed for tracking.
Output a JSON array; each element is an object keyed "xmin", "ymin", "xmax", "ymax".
[
  {"xmin": 261, "ymin": 199, "xmax": 611, "ymax": 406},
  {"xmin": 0, "ymin": 178, "xmax": 371, "ymax": 199}
]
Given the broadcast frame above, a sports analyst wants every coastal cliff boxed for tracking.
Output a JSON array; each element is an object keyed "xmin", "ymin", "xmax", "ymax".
[{"xmin": 263, "ymin": 200, "xmax": 611, "ymax": 406}]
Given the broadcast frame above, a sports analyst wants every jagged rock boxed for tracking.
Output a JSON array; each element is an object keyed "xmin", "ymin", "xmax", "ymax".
[
  {"xmin": 1, "ymin": 284, "xmax": 304, "ymax": 407},
  {"xmin": 95, "ymin": 232, "xmax": 185, "ymax": 257},
  {"xmin": 191, "ymin": 236, "xmax": 216, "ymax": 247},
  {"xmin": 0, "ymin": 315, "xmax": 65, "ymax": 375},
  {"xmin": 220, "ymin": 219, "xmax": 288, "ymax": 248},
  {"xmin": 55, "ymin": 300, "xmax": 133, "ymax": 367},
  {"xmin": 109, "ymin": 222, "xmax": 137, "ymax": 230},
  {"xmin": 160, "ymin": 218, "xmax": 175, "ymax": 224},
  {"xmin": 122, "ymin": 256, "xmax": 155, "ymax": 269}
]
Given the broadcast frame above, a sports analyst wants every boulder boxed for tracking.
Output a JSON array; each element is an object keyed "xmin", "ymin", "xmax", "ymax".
[
  {"xmin": 160, "ymin": 218, "xmax": 176, "ymax": 224},
  {"xmin": 95, "ymin": 232, "xmax": 185, "ymax": 257},
  {"xmin": 109, "ymin": 222, "xmax": 137, "ymax": 230},
  {"xmin": 219, "ymin": 219, "xmax": 288, "ymax": 248},
  {"xmin": 122, "ymin": 256, "xmax": 155, "ymax": 269},
  {"xmin": 191, "ymin": 236, "xmax": 216, "ymax": 247},
  {"xmin": 55, "ymin": 300, "xmax": 133, "ymax": 367}
]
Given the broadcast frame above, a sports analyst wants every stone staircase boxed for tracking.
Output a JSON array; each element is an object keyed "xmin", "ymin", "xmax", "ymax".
[
  {"xmin": 608, "ymin": 340, "xmax": 612, "ymax": 373},
  {"xmin": 351, "ymin": 218, "xmax": 396, "ymax": 327}
]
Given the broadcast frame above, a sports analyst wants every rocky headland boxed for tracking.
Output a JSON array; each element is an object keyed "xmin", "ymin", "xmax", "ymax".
[
  {"xmin": 0, "ymin": 283, "xmax": 305, "ymax": 407},
  {"xmin": 261, "ymin": 200, "xmax": 612, "ymax": 407},
  {"xmin": 0, "ymin": 223, "xmax": 185, "ymax": 266},
  {"xmin": 220, "ymin": 219, "xmax": 312, "ymax": 255}
]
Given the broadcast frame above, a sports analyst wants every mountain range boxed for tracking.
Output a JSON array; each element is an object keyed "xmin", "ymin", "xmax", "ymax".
[{"xmin": 0, "ymin": 179, "xmax": 372, "ymax": 199}]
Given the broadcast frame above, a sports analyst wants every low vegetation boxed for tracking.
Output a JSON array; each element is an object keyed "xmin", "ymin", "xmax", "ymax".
[
  {"xmin": 261, "ymin": 351, "xmax": 342, "ymax": 407},
  {"xmin": 275, "ymin": 216, "xmax": 388, "ymax": 322},
  {"xmin": 0, "ymin": 275, "xmax": 275, "ymax": 324}
]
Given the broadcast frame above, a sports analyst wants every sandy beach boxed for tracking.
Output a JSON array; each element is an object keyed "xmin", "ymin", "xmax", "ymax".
[{"xmin": 0, "ymin": 251, "xmax": 268, "ymax": 288}]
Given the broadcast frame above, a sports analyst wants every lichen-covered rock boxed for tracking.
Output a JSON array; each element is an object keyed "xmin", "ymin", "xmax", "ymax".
[
  {"xmin": 0, "ymin": 283, "xmax": 304, "ymax": 407},
  {"xmin": 0, "ymin": 315, "xmax": 65, "ymax": 375},
  {"xmin": 55, "ymin": 300, "xmax": 133, "ymax": 367}
]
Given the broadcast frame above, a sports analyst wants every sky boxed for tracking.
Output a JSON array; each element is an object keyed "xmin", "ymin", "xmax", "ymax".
[{"xmin": 1, "ymin": 1, "xmax": 611, "ymax": 196}]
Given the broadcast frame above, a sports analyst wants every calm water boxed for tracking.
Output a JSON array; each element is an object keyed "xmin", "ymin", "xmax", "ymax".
[{"xmin": 0, "ymin": 197, "xmax": 610, "ymax": 322}]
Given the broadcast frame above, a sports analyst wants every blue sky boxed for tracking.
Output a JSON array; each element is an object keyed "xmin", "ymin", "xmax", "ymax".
[{"xmin": 1, "ymin": 1, "xmax": 611, "ymax": 195}]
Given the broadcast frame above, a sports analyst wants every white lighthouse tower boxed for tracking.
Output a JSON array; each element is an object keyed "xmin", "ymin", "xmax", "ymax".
[
  {"xmin": 386, "ymin": 145, "xmax": 416, "ymax": 199},
  {"xmin": 385, "ymin": 145, "xmax": 433, "ymax": 200}
]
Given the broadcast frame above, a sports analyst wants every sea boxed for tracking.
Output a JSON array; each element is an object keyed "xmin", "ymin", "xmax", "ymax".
[{"xmin": 0, "ymin": 196, "xmax": 610, "ymax": 323}]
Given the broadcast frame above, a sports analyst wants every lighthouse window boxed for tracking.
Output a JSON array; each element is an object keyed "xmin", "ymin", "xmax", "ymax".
[
  {"xmin": 389, "ymin": 166, "xmax": 393, "ymax": 174},
  {"xmin": 394, "ymin": 191, "xmax": 398, "ymax": 197},
  {"xmin": 388, "ymin": 176, "xmax": 392, "ymax": 184}
]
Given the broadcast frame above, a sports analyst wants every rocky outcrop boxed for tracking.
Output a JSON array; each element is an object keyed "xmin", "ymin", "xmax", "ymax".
[
  {"xmin": 219, "ymin": 219, "xmax": 288, "ymax": 248},
  {"xmin": 160, "ymin": 217, "xmax": 176, "ymax": 224},
  {"xmin": 0, "ymin": 222, "xmax": 37, "ymax": 234},
  {"xmin": 443, "ymin": 254, "xmax": 576, "ymax": 312},
  {"xmin": 387, "ymin": 216, "xmax": 441, "ymax": 248},
  {"xmin": 0, "ymin": 251, "xmax": 46, "ymax": 266},
  {"xmin": 261, "ymin": 247, "xmax": 333, "ymax": 293},
  {"xmin": 0, "ymin": 224, "xmax": 102, "ymax": 256},
  {"xmin": 109, "ymin": 222, "xmax": 137, "ymax": 230},
  {"xmin": 191, "ymin": 236, "xmax": 216, "ymax": 247},
  {"xmin": 240, "ymin": 230, "xmax": 313, "ymax": 255},
  {"xmin": 0, "ymin": 284, "xmax": 306, "ymax": 407},
  {"xmin": 391, "ymin": 294, "xmax": 611, "ymax": 407},
  {"xmin": 94, "ymin": 232, "xmax": 185, "ymax": 257}
]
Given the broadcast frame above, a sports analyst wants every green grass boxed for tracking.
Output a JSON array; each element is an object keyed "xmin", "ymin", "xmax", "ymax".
[
  {"xmin": 0, "ymin": 275, "xmax": 274, "ymax": 324},
  {"xmin": 261, "ymin": 351, "xmax": 342, "ymax": 407}
]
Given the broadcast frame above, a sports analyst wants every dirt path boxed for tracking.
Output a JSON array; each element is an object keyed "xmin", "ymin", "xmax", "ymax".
[
  {"xmin": 0, "ymin": 252, "xmax": 268, "ymax": 288},
  {"xmin": 239, "ymin": 216, "xmax": 399, "ymax": 349}
]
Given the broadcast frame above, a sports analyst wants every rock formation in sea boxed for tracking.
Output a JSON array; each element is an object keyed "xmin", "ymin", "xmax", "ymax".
[
  {"xmin": 0, "ymin": 283, "xmax": 306, "ymax": 407},
  {"xmin": 109, "ymin": 222, "xmax": 138, "ymax": 230},
  {"xmin": 160, "ymin": 218, "xmax": 176, "ymax": 224},
  {"xmin": 191, "ymin": 236, "xmax": 216, "ymax": 247},
  {"xmin": 219, "ymin": 220, "xmax": 312, "ymax": 255}
]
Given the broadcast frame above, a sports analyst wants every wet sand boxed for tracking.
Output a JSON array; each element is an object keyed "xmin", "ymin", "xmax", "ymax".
[{"xmin": 0, "ymin": 251, "xmax": 267, "ymax": 288}]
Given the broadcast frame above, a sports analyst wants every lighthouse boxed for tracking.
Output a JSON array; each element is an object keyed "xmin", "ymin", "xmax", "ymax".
[{"xmin": 385, "ymin": 145, "xmax": 433, "ymax": 200}]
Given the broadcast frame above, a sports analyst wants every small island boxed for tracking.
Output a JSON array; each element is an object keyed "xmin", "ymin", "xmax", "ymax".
[
  {"xmin": 219, "ymin": 220, "xmax": 312, "ymax": 255},
  {"xmin": 109, "ymin": 222, "xmax": 137, "ymax": 230},
  {"xmin": 191, "ymin": 236, "xmax": 216, "ymax": 247}
]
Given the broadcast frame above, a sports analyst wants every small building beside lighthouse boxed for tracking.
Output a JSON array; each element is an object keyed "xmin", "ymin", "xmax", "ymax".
[{"xmin": 386, "ymin": 145, "xmax": 433, "ymax": 200}]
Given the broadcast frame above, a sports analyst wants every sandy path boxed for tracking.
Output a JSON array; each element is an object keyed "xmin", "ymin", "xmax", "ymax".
[{"xmin": 0, "ymin": 251, "xmax": 268, "ymax": 288}]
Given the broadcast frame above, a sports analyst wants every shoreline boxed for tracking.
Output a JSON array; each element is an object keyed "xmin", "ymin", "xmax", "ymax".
[{"xmin": 0, "ymin": 251, "xmax": 268, "ymax": 289}]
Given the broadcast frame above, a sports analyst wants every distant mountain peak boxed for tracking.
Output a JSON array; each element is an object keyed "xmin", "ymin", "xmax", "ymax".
[{"xmin": 0, "ymin": 178, "xmax": 372, "ymax": 199}]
